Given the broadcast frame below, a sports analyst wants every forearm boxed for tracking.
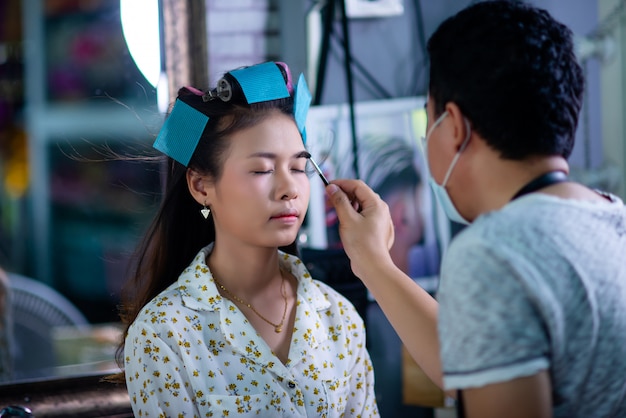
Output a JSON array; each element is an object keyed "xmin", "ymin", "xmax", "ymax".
[
  {"xmin": 357, "ymin": 259, "xmax": 443, "ymax": 388},
  {"xmin": 325, "ymin": 180, "xmax": 443, "ymax": 387}
]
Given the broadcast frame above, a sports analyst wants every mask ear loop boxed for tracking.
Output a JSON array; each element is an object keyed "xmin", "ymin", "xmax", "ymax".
[
  {"xmin": 458, "ymin": 118, "xmax": 472, "ymax": 153},
  {"xmin": 441, "ymin": 118, "xmax": 472, "ymax": 187}
]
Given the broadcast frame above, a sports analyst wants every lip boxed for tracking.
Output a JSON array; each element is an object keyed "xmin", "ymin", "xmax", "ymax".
[{"xmin": 270, "ymin": 208, "xmax": 300, "ymax": 220}]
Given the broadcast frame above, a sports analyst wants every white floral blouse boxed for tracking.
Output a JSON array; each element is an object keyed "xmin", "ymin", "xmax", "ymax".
[{"xmin": 124, "ymin": 245, "xmax": 379, "ymax": 417}]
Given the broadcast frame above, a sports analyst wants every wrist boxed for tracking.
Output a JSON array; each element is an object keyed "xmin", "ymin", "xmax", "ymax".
[{"xmin": 351, "ymin": 251, "xmax": 399, "ymax": 283}]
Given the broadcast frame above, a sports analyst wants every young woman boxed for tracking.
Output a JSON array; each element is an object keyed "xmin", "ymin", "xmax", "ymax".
[{"xmin": 115, "ymin": 62, "xmax": 378, "ymax": 417}]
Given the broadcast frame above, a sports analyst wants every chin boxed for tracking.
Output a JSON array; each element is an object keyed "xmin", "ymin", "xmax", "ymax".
[
  {"xmin": 263, "ymin": 222, "xmax": 302, "ymax": 248},
  {"xmin": 276, "ymin": 232, "xmax": 299, "ymax": 248},
  {"xmin": 278, "ymin": 236, "xmax": 298, "ymax": 247}
]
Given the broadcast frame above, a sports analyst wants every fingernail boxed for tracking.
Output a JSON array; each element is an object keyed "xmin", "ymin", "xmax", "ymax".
[{"xmin": 326, "ymin": 184, "xmax": 339, "ymax": 195}]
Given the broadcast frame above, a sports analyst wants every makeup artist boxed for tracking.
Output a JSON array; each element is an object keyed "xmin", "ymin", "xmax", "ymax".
[{"xmin": 325, "ymin": 2, "xmax": 626, "ymax": 418}]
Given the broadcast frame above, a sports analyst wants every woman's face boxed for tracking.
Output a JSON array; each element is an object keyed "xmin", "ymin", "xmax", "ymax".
[{"xmin": 207, "ymin": 110, "xmax": 310, "ymax": 249}]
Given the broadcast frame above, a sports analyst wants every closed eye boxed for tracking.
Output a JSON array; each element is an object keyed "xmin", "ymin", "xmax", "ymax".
[
  {"xmin": 252, "ymin": 167, "xmax": 306, "ymax": 174},
  {"xmin": 249, "ymin": 151, "xmax": 311, "ymax": 175}
]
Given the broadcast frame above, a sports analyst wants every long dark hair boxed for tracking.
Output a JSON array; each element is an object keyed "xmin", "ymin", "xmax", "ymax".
[{"xmin": 109, "ymin": 64, "xmax": 300, "ymax": 381}]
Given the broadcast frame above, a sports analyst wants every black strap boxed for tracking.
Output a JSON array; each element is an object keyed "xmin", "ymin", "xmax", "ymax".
[{"xmin": 511, "ymin": 170, "xmax": 568, "ymax": 201}]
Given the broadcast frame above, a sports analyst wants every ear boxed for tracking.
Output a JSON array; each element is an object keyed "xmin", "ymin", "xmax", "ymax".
[
  {"xmin": 444, "ymin": 102, "xmax": 472, "ymax": 152},
  {"xmin": 186, "ymin": 169, "xmax": 212, "ymax": 205}
]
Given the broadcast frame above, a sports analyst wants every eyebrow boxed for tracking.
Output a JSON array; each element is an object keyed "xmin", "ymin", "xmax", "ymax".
[{"xmin": 248, "ymin": 151, "xmax": 311, "ymax": 160}]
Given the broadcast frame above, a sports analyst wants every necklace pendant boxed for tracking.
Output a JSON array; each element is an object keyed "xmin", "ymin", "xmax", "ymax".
[{"xmin": 274, "ymin": 325, "xmax": 282, "ymax": 333}]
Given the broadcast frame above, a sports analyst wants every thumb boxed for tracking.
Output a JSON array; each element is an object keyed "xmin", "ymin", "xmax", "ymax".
[{"xmin": 326, "ymin": 183, "xmax": 357, "ymax": 221}]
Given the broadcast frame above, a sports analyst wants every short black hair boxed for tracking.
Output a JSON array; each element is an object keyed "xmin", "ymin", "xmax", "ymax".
[{"xmin": 427, "ymin": 0, "xmax": 584, "ymax": 160}]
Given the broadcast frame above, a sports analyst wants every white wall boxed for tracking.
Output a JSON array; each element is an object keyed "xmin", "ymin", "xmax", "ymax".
[{"xmin": 205, "ymin": 0, "xmax": 280, "ymax": 84}]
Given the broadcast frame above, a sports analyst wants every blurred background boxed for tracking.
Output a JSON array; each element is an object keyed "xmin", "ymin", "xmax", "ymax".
[{"xmin": 0, "ymin": 0, "xmax": 625, "ymax": 415}]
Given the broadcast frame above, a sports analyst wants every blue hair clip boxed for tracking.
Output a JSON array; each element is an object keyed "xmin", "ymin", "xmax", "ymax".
[
  {"xmin": 153, "ymin": 100, "xmax": 209, "ymax": 166},
  {"xmin": 229, "ymin": 62, "xmax": 290, "ymax": 104},
  {"xmin": 153, "ymin": 62, "xmax": 311, "ymax": 167},
  {"xmin": 293, "ymin": 73, "xmax": 311, "ymax": 144}
]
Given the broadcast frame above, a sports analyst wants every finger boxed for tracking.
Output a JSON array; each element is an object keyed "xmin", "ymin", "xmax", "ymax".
[
  {"xmin": 325, "ymin": 183, "xmax": 359, "ymax": 222},
  {"xmin": 330, "ymin": 179, "xmax": 377, "ymax": 211},
  {"xmin": 332, "ymin": 179, "xmax": 395, "ymax": 246}
]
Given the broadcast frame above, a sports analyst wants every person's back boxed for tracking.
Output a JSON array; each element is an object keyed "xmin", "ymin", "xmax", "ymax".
[{"xmin": 438, "ymin": 192, "xmax": 626, "ymax": 417}]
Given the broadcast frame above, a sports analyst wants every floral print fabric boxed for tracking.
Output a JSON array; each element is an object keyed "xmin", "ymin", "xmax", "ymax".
[{"xmin": 125, "ymin": 245, "xmax": 379, "ymax": 417}]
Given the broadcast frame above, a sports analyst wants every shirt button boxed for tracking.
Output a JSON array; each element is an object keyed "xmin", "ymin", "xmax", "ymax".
[{"xmin": 288, "ymin": 381, "xmax": 296, "ymax": 389}]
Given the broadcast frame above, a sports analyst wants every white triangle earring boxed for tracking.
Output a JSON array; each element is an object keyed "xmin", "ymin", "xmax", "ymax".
[{"xmin": 200, "ymin": 202, "xmax": 211, "ymax": 219}]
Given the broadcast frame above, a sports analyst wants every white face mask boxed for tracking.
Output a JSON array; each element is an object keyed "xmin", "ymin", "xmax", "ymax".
[{"xmin": 423, "ymin": 110, "xmax": 472, "ymax": 225}]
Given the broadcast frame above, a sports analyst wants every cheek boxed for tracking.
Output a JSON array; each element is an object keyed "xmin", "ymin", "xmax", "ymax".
[
  {"xmin": 300, "ymin": 177, "xmax": 311, "ymax": 202},
  {"xmin": 296, "ymin": 176, "xmax": 311, "ymax": 215},
  {"xmin": 213, "ymin": 171, "xmax": 262, "ymax": 206},
  {"xmin": 426, "ymin": 145, "xmax": 439, "ymax": 178},
  {"xmin": 426, "ymin": 141, "xmax": 449, "ymax": 183}
]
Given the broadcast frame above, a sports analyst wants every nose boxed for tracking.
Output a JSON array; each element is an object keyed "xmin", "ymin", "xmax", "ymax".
[{"xmin": 276, "ymin": 169, "xmax": 299, "ymax": 201}]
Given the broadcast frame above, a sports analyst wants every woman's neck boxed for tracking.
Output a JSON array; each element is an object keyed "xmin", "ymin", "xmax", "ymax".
[{"xmin": 206, "ymin": 241, "xmax": 284, "ymax": 298}]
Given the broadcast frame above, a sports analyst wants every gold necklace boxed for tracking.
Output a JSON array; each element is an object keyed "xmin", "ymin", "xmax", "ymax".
[{"xmin": 213, "ymin": 270, "xmax": 288, "ymax": 333}]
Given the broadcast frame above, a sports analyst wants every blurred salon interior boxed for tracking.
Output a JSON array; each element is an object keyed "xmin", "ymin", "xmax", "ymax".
[{"xmin": 0, "ymin": 0, "xmax": 624, "ymax": 416}]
